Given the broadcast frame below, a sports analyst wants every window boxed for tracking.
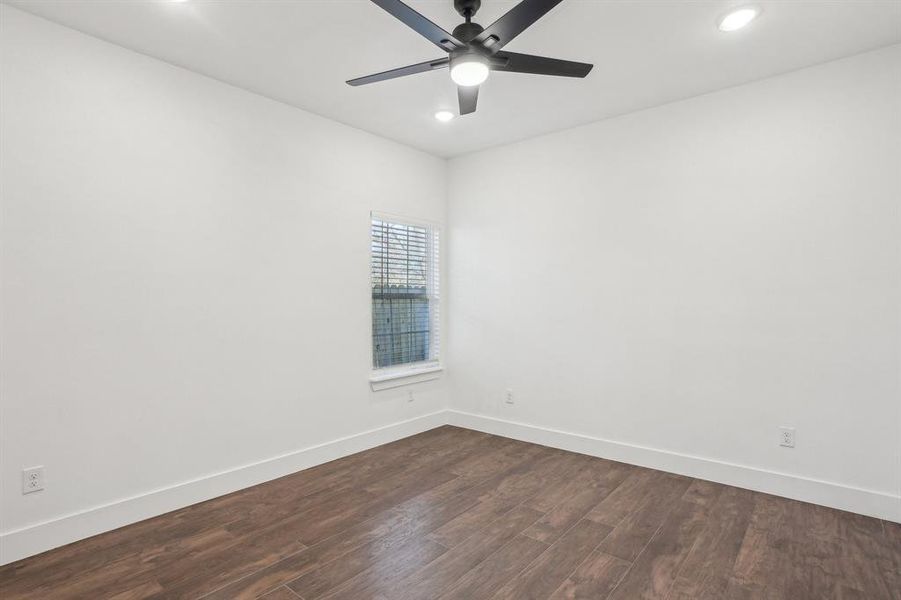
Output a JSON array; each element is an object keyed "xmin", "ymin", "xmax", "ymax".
[{"xmin": 370, "ymin": 214, "xmax": 440, "ymax": 372}]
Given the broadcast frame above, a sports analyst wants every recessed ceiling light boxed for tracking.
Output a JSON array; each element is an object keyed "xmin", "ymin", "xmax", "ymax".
[
  {"xmin": 718, "ymin": 6, "xmax": 760, "ymax": 32},
  {"xmin": 434, "ymin": 110, "xmax": 454, "ymax": 122}
]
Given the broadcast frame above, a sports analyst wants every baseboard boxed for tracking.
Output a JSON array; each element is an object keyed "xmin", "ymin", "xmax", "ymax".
[
  {"xmin": 446, "ymin": 410, "xmax": 901, "ymax": 524},
  {"xmin": 0, "ymin": 411, "xmax": 447, "ymax": 566},
  {"xmin": 4, "ymin": 408, "xmax": 897, "ymax": 566}
]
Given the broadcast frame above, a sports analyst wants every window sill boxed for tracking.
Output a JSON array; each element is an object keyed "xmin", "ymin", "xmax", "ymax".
[{"xmin": 369, "ymin": 365, "xmax": 443, "ymax": 391}]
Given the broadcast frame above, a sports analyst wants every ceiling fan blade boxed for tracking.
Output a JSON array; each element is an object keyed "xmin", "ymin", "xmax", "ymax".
[
  {"xmin": 370, "ymin": 0, "xmax": 465, "ymax": 52},
  {"xmin": 492, "ymin": 51, "xmax": 592, "ymax": 78},
  {"xmin": 347, "ymin": 57, "xmax": 449, "ymax": 86},
  {"xmin": 473, "ymin": 0, "xmax": 565, "ymax": 53},
  {"xmin": 458, "ymin": 85, "xmax": 479, "ymax": 115}
]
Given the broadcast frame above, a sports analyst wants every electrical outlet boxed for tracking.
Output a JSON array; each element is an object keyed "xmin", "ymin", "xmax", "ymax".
[
  {"xmin": 407, "ymin": 390, "xmax": 415, "ymax": 403},
  {"xmin": 23, "ymin": 466, "xmax": 44, "ymax": 494},
  {"xmin": 505, "ymin": 389, "xmax": 514, "ymax": 405},
  {"xmin": 779, "ymin": 426, "xmax": 796, "ymax": 448}
]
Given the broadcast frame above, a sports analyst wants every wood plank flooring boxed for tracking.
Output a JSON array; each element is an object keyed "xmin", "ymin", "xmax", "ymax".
[{"xmin": 0, "ymin": 425, "xmax": 897, "ymax": 599}]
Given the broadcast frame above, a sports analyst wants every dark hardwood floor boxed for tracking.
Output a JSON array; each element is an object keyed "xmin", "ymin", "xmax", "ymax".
[{"xmin": 1, "ymin": 426, "xmax": 898, "ymax": 599}]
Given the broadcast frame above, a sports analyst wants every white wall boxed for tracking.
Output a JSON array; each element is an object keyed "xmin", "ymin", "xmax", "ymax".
[
  {"xmin": 0, "ymin": 5, "xmax": 448, "ymax": 563},
  {"xmin": 448, "ymin": 45, "xmax": 901, "ymax": 521},
  {"xmin": 2, "ymin": 4, "xmax": 899, "ymax": 567}
]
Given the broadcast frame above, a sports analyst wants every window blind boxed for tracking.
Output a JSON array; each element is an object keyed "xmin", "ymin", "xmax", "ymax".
[{"xmin": 371, "ymin": 216, "xmax": 440, "ymax": 370}]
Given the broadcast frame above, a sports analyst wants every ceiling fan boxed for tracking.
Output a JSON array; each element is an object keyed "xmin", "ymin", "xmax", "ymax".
[{"xmin": 347, "ymin": 0, "xmax": 593, "ymax": 116}]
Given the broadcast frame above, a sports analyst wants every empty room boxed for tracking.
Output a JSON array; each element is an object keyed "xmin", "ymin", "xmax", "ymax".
[{"xmin": 0, "ymin": 0, "xmax": 899, "ymax": 598}]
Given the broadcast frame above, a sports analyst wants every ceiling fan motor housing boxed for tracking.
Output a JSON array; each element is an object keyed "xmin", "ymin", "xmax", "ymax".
[{"xmin": 452, "ymin": 21, "xmax": 485, "ymax": 44}]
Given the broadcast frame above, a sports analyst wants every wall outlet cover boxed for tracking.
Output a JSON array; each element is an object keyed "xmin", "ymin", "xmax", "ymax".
[
  {"xmin": 23, "ymin": 466, "xmax": 44, "ymax": 494},
  {"xmin": 779, "ymin": 426, "xmax": 796, "ymax": 448}
]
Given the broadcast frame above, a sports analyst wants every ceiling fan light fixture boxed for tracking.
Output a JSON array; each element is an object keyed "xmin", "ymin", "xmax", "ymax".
[
  {"xmin": 347, "ymin": 0, "xmax": 593, "ymax": 115},
  {"xmin": 718, "ymin": 6, "xmax": 760, "ymax": 32},
  {"xmin": 450, "ymin": 56, "xmax": 489, "ymax": 87}
]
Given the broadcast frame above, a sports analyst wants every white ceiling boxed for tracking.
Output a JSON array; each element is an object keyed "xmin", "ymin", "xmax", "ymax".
[{"xmin": 6, "ymin": 0, "xmax": 901, "ymax": 157}]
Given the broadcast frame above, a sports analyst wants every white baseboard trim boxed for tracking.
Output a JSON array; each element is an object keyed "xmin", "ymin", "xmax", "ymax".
[
  {"xmin": 446, "ymin": 410, "xmax": 901, "ymax": 524},
  {"xmin": 0, "ymin": 411, "xmax": 447, "ymax": 566},
  {"xmin": 4, "ymin": 408, "xmax": 897, "ymax": 566}
]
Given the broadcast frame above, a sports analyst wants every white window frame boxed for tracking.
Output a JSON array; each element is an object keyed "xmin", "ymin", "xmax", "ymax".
[{"xmin": 369, "ymin": 212, "xmax": 443, "ymax": 389}]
